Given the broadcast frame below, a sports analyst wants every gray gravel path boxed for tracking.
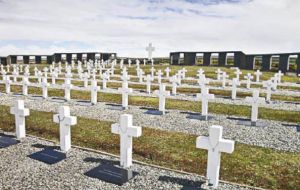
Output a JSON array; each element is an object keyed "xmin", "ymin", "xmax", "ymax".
[
  {"xmin": 0, "ymin": 93, "xmax": 299, "ymax": 153},
  {"xmin": 0, "ymin": 133, "xmax": 256, "ymax": 190}
]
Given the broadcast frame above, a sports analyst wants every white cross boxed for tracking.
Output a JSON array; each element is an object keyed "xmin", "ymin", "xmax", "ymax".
[
  {"xmin": 196, "ymin": 125, "xmax": 235, "ymax": 188},
  {"xmin": 143, "ymin": 59, "xmax": 146, "ymax": 66},
  {"xmin": 145, "ymin": 74, "xmax": 154, "ymax": 94},
  {"xmin": 118, "ymin": 81, "xmax": 133, "ymax": 109},
  {"xmin": 181, "ymin": 68, "xmax": 187, "ymax": 78},
  {"xmin": 221, "ymin": 72, "xmax": 228, "ymax": 88},
  {"xmin": 37, "ymin": 71, "xmax": 43, "ymax": 84},
  {"xmin": 22, "ymin": 76, "xmax": 30, "ymax": 96},
  {"xmin": 245, "ymin": 90, "xmax": 265, "ymax": 123},
  {"xmin": 196, "ymin": 87, "xmax": 215, "ymax": 119},
  {"xmin": 138, "ymin": 69, "xmax": 145, "ymax": 83},
  {"xmin": 34, "ymin": 67, "xmax": 39, "ymax": 76},
  {"xmin": 4, "ymin": 75, "xmax": 11, "ymax": 94},
  {"xmin": 215, "ymin": 69, "xmax": 223, "ymax": 81},
  {"xmin": 263, "ymin": 80, "xmax": 274, "ymax": 102},
  {"xmin": 244, "ymin": 73, "xmax": 253, "ymax": 89},
  {"xmin": 136, "ymin": 59, "xmax": 140, "ymax": 68},
  {"xmin": 53, "ymin": 106, "xmax": 77, "ymax": 152},
  {"xmin": 146, "ymin": 43, "xmax": 155, "ymax": 60},
  {"xmin": 102, "ymin": 72, "xmax": 110, "ymax": 89},
  {"xmin": 111, "ymin": 114, "xmax": 142, "ymax": 168},
  {"xmin": 51, "ymin": 70, "xmax": 58, "ymax": 85},
  {"xmin": 169, "ymin": 75, "xmax": 181, "ymax": 95},
  {"xmin": 197, "ymin": 69, "xmax": 205, "ymax": 78},
  {"xmin": 197, "ymin": 75, "xmax": 209, "ymax": 90},
  {"xmin": 156, "ymin": 70, "xmax": 163, "ymax": 84},
  {"xmin": 276, "ymin": 70, "xmax": 284, "ymax": 83},
  {"xmin": 12, "ymin": 70, "xmax": 18, "ymax": 82},
  {"xmin": 90, "ymin": 79, "xmax": 100, "ymax": 105},
  {"xmin": 41, "ymin": 77, "xmax": 49, "ymax": 99},
  {"xmin": 10, "ymin": 100, "xmax": 30, "ymax": 139},
  {"xmin": 62, "ymin": 78, "xmax": 73, "ymax": 101},
  {"xmin": 165, "ymin": 67, "xmax": 171, "ymax": 78},
  {"xmin": 83, "ymin": 72, "xmax": 90, "ymax": 88},
  {"xmin": 231, "ymin": 78, "xmax": 240, "ymax": 100},
  {"xmin": 234, "ymin": 69, "xmax": 242, "ymax": 81},
  {"xmin": 150, "ymin": 67, "xmax": 156, "ymax": 77},
  {"xmin": 154, "ymin": 84, "xmax": 170, "ymax": 114},
  {"xmin": 254, "ymin": 70, "xmax": 262, "ymax": 82},
  {"xmin": 121, "ymin": 71, "xmax": 130, "ymax": 83},
  {"xmin": 128, "ymin": 59, "xmax": 132, "ymax": 67},
  {"xmin": 43, "ymin": 67, "xmax": 49, "ymax": 78},
  {"xmin": 270, "ymin": 76, "xmax": 278, "ymax": 90}
]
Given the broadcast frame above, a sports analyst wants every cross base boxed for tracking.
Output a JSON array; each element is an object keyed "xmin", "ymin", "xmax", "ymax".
[
  {"xmin": 187, "ymin": 113, "xmax": 214, "ymax": 121},
  {"xmin": 85, "ymin": 164, "xmax": 138, "ymax": 186}
]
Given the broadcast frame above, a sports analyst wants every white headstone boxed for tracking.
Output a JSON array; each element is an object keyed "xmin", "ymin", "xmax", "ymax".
[
  {"xmin": 10, "ymin": 100, "xmax": 30, "ymax": 139},
  {"xmin": 41, "ymin": 77, "xmax": 49, "ymax": 99},
  {"xmin": 215, "ymin": 69, "xmax": 223, "ymax": 81},
  {"xmin": 111, "ymin": 114, "xmax": 142, "ymax": 168},
  {"xmin": 221, "ymin": 72, "xmax": 228, "ymax": 88},
  {"xmin": 254, "ymin": 70, "xmax": 262, "ymax": 82},
  {"xmin": 244, "ymin": 73, "xmax": 253, "ymax": 89},
  {"xmin": 118, "ymin": 81, "xmax": 133, "ymax": 109},
  {"xmin": 196, "ymin": 125, "xmax": 235, "ymax": 188},
  {"xmin": 196, "ymin": 87, "xmax": 215, "ymax": 119},
  {"xmin": 154, "ymin": 84, "xmax": 170, "ymax": 114},
  {"xmin": 4, "ymin": 75, "xmax": 11, "ymax": 94},
  {"xmin": 165, "ymin": 67, "xmax": 171, "ymax": 78},
  {"xmin": 63, "ymin": 78, "xmax": 73, "ymax": 101},
  {"xmin": 22, "ymin": 76, "xmax": 30, "ymax": 96},
  {"xmin": 231, "ymin": 78, "xmax": 240, "ymax": 100},
  {"xmin": 245, "ymin": 90, "xmax": 265, "ymax": 123},
  {"xmin": 53, "ymin": 106, "xmax": 77, "ymax": 152},
  {"xmin": 263, "ymin": 80, "xmax": 274, "ymax": 102},
  {"xmin": 145, "ymin": 74, "xmax": 154, "ymax": 94},
  {"xmin": 90, "ymin": 79, "xmax": 100, "ymax": 105}
]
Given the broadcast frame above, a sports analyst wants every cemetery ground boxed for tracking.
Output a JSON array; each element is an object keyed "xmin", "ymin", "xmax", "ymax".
[{"xmin": 0, "ymin": 63, "xmax": 300, "ymax": 189}]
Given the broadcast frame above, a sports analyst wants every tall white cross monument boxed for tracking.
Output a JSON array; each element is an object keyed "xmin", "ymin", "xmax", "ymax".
[
  {"xmin": 196, "ymin": 125, "xmax": 235, "ymax": 188},
  {"xmin": 146, "ymin": 43, "xmax": 155, "ymax": 61},
  {"xmin": 111, "ymin": 114, "xmax": 142, "ymax": 168}
]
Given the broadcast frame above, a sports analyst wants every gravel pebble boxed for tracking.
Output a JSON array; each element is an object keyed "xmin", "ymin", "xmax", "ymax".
[{"xmin": 0, "ymin": 134, "xmax": 257, "ymax": 190}]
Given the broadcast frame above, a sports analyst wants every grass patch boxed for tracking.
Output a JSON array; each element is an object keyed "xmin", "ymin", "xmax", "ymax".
[{"xmin": 0, "ymin": 105, "xmax": 299, "ymax": 190}]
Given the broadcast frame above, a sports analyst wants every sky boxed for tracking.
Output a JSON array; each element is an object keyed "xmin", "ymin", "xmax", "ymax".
[{"xmin": 0, "ymin": 0, "xmax": 299, "ymax": 57}]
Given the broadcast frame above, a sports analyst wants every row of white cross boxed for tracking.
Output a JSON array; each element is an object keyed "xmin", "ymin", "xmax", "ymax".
[
  {"xmin": 2, "ymin": 71, "xmax": 267, "ymax": 122},
  {"xmin": 9, "ymin": 99, "xmax": 234, "ymax": 188}
]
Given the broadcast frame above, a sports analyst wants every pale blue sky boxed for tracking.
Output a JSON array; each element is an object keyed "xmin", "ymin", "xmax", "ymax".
[{"xmin": 0, "ymin": 0, "xmax": 298, "ymax": 57}]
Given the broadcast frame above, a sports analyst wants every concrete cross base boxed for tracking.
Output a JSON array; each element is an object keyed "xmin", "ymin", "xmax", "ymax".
[
  {"xmin": 85, "ymin": 164, "xmax": 138, "ymax": 186},
  {"xmin": 237, "ymin": 120, "xmax": 266, "ymax": 127}
]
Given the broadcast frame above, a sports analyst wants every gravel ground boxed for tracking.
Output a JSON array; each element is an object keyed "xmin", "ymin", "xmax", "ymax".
[
  {"xmin": 1, "ymin": 79, "xmax": 300, "ymax": 112},
  {"xmin": 0, "ymin": 134, "xmax": 256, "ymax": 190},
  {"xmin": 0, "ymin": 94, "xmax": 299, "ymax": 153}
]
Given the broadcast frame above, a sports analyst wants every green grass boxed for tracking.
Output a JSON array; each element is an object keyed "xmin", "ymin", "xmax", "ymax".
[
  {"xmin": 2, "ymin": 84, "xmax": 300, "ymax": 123},
  {"xmin": 0, "ymin": 105, "xmax": 299, "ymax": 190}
]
